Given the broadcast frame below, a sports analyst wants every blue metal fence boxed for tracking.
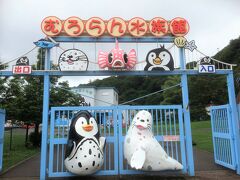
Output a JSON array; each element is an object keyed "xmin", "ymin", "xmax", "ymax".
[
  {"xmin": 0, "ymin": 109, "xmax": 6, "ymax": 172},
  {"xmin": 210, "ymin": 104, "xmax": 237, "ymax": 170},
  {"xmin": 48, "ymin": 106, "xmax": 119, "ymax": 177},
  {"xmin": 118, "ymin": 105, "xmax": 186, "ymax": 175},
  {"xmin": 47, "ymin": 105, "xmax": 187, "ymax": 177}
]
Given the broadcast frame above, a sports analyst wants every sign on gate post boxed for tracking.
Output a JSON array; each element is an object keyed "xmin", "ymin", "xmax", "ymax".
[
  {"xmin": 198, "ymin": 65, "xmax": 216, "ymax": 73},
  {"xmin": 0, "ymin": 109, "xmax": 6, "ymax": 172}
]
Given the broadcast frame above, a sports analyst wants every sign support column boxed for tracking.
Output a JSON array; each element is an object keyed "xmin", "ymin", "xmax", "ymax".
[
  {"xmin": 0, "ymin": 109, "xmax": 6, "ymax": 172},
  {"xmin": 227, "ymin": 72, "xmax": 240, "ymax": 174},
  {"xmin": 179, "ymin": 48, "xmax": 194, "ymax": 176},
  {"xmin": 40, "ymin": 48, "xmax": 51, "ymax": 180}
]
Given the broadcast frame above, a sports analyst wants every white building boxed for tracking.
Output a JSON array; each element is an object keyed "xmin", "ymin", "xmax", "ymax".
[{"xmin": 71, "ymin": 86, "xmax": 119, "ymax": 106}]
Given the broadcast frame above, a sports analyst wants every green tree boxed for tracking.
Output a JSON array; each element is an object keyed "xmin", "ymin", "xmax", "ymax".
[
  {"xmin": 0, "ymin": 48, "xmax": 85, "ymax": 146},
  {"xmin": 88, "ymin": 76, "xmax": 167, "ymax": 105},
  {"xmin": 161, "ymin": 76, "xmax": 181, "ymax": 105},
  {"xmin": 161, "ymin": 75, "xmax": 227, "ymax": 121},
  {"xmin": 0, "ymin": 77, "xmax": 26, "ymax": 126}
]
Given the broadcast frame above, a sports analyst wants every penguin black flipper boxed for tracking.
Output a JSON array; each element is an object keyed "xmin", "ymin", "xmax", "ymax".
[
  {"xmin": 65, "ymin": 139, "xmax": 75, "ymax": 158},
  {"xmin": 152, "ymin": 67, "xmax": 165, "ymax": 71},
  {"xmin": 144, "ymin": 64, "xmax": 151, "ymax": 71}
]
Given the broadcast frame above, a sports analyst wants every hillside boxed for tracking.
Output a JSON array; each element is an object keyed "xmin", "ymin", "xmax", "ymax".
[
  {"xmin": 87, "ymin": 76, "xmax": 168, "ymax": 105},
  {"xmin": 81, "ymin": 36, "xmax": 240, "ymax": 120}
]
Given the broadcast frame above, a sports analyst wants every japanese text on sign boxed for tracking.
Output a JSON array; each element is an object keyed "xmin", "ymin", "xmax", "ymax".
[
  {"xmin": 41, "ymin": 16, "xmax": 189, "ymax": 37},
  {"xmin": 12, "ymin": 66, "xmax": 32, "ymax": 74},
  {"xmin": 198, "ymin": 65, "xmax": 216, "ymax": 73}
]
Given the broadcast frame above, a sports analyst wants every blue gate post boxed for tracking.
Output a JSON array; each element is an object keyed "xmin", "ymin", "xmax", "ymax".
[
  {"xmin": 179, "ymin": 48, "xmax": 194, "ymax": 176},
  {"xmin": 0, "ymin": 109, "xmax": 6, "ymax": 172},
  {"xmin": 227, "ymin": 72, "xmax": 240, "ymax": 174},
  {"xmin": 40, "ymin": 48, "xmax": 51, "ymax": 180}
]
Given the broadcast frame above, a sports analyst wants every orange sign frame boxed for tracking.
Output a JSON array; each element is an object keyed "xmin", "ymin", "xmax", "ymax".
[{"xmin": 41, "ymin": 16, "xmax": 189, "ymax": 38}]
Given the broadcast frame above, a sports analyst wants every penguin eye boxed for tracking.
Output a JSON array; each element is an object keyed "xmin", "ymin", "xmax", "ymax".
[
  {"xmin": 137, "ymin": 117, "xmax": 139, "ymax": 120},
  {"xmin": 90, "ymin": 120, "xmax": 93, "ymax": 124},
  {"xmin": 81, "ymin": 121, "xmax": 84, "ymax": 124},
  {"xmin": 149, "ymin": 52, "xmax": 156, "ymax": 62},
  {"xmin": 163, "ymin": 54, "xmax": 166, "ymax": 57},
  {"xmin": 147, "ymin": 119, "xmax": 149, "ymax": 122},
  {"xmin": 108, "ymin": 53, "xmax": 113, "ymax": 64},
  {"xmin": 123, "ymin": 53, "xmax": 128, "ymax": 64}
]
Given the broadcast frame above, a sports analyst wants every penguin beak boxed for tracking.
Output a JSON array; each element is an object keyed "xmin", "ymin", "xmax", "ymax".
[
  {"xmin": 153, "ymin": 57, "xmax": 162, "ymax": 65},
  {"xmin": 82, "ymin": 124, "xmax": 93, "ymax": 132}
]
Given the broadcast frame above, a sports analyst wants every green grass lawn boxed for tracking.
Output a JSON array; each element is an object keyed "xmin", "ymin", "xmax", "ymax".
[
  {"xmin": 191, "ymin": 120, "xmax": 213, "ymax": 152},
  {"xmin": 1, "ymin": 121, "xmax": 212, "ymax": 172},
  {"xmin": 2, "ymin": 128, "xmax": 40, "ymax": 172},
  {"xmin": 99, "ymin": 120, "xmax": 213, "ymax": 153},
  {"xmin": 120, "ymin": 120, "xmax": 213, "ymax": 153}
]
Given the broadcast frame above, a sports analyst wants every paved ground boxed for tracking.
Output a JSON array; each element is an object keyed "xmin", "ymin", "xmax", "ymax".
[{"xmin": 1, "ymin": 148, "xmax": 240, "ymax": 180}]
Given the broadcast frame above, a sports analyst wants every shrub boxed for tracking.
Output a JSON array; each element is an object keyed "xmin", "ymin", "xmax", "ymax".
[{"xmin": 29, "ymin": 131, "xmax": 42, "ymax": 147}]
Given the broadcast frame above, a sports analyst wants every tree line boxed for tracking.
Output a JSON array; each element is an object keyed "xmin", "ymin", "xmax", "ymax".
[
  {"xmin": 0, "ymin": 35, "xmax": 239, "ymax": 135},
  {"xmin": 87, "ymin": 36, "xmax": 240, "ymax": 121},
  {"xmin": 0, "ymin": 48, "xmax": 84, "ymax": 145}
]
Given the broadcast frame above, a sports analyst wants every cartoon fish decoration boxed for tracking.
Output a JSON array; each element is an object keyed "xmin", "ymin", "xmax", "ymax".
[
  {"xmin": 34, "ymin": 39, "xmax": 59, "ymax": 48},
  {"xmin": 98, "ymin": 40, "xmax": 137, "ymax": 70}
]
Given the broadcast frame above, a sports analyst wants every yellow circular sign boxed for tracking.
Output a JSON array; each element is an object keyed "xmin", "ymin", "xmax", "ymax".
[
  {"xmin": 149, "ymin": 17, "xmax": 168, "ymax": 37},
  {"xmin": 41, "ymin": 16, "xmax": 62, "ymax": 36},
  {"xmin": 174, "ymin": 37, "xmax": 187, "ymax": 47},
  {"xmin": 127, "ymin": 17, "xmax": 148, "ymax": 37},
  {"xmin": 170, "ymin": 17, "xmax": 189, "ymax": 37},
  {"xmin": 85, "ymin": 17, "xmax": 106, "ymax": 37},
  {"xmin": 106, "ymin": 17, "xmax": 127, "ymax": 37},
  {"xmin": 63, "ymin": 17, "xmax": 84, "ymax": 36}
]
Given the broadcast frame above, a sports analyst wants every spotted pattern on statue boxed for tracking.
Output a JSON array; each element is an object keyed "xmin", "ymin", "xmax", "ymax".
[
  {"xmin": 66, "ymin": 139, "xmax": 103, "ymax": 174},
  {"xmin": 64, "ymin": 111, "xmax": 105, "ymax": 175}
]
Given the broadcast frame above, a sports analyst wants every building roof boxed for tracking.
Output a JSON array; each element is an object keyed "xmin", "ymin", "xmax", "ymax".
[{"xmin": 72, "ymin": 85, "xmax": 119, "ymax": 93}]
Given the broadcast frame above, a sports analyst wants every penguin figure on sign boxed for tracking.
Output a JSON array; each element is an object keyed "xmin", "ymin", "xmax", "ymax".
[
  {"xmin": 16, "ymin": 56, "xmax": 29, "ymax": 66},
  {"xmin": 124, "ymin": 110, "xmax": 183, "ymax": 171},
  {"xmin": 64, "ymin": 111, "xmax": 105, "ymax": 175},
  {"xmin": 144, "ymin": 46, "xmax": 174, "ymax": 71}
]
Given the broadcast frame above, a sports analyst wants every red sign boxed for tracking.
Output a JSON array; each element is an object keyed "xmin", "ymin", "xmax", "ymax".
[
  {"xmin": 85, "ymin": 17, "xmax": 106, "ymax": 37},
  {"xmin": 149, "ymin": 17, "xmax": 168, "ymax": 37},
  {"xmin": 163, "ymin": 135, "xmax": 180, "ymax": 142},
  {"xmin": 169, "ymin": 17, "xmax": 189, "ymax": 37},
  {"xmin": 63, "ymin": 16, "xmax": 84, "ymax": 36},
  {"xmin": 107, "ymin": 17, "xmax": 127, "ymax": 37},
  {"xmin": 41, "ymin": 16, "xmax": 62, "ymax": 36},
  {"xmin": 12, "ymin": 66, "xmax": 32, "ymax": 74},
  {"xmin": 128, "ymin": 17, "xmax": 148, "ymax": 37},
  {"xmin": 41, "ymin": 16, "xmax": 189, "ymax": 37}
]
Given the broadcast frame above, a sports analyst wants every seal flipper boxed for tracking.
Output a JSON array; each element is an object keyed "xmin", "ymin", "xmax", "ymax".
[{"xmin": 130, "ymin": 148, "xmax": 146, "ymax": 170}]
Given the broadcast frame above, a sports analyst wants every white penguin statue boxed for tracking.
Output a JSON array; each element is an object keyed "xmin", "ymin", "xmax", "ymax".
[
  {"xmin": 64, "ymin": 111, "xmax": 105, "ymax": 175},
  {"xmin": 124, "ymin": 110, "xmax": 183, "ymax": 171}
]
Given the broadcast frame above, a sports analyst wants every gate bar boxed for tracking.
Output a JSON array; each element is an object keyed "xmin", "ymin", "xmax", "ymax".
[
  {"xmin": 179, "ymin": 48, "xmax": 194, "ymax": 176},
  {"xmin": 40, "ymin": 49, "xmax": 51, "ymax": 180},
  {"xmin": 0, "ymin": 69, "xmax": 234, "ymax": 77},
  {"xmin": 227, "ymin": 72, "xmax": 240, "ymax": 174},
  {"xmin": 0, "ymin": 109, "xmax": 6, "ymax": 172},
  {"xmin": 53, "ymin": 36, "xmax": 174, "ymax": 43}
]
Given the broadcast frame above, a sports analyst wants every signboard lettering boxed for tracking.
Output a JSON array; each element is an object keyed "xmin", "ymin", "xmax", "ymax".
[
  {"xmin": 12, "ymin": 65, "xmax": 32, "ymax": 74},
  {"xmin": 199, "ymin": 65, "xmax": 216, "ymax": 73},
  {"xmin": 41, "ymin": 16, "xmax": 189, "ymax": 37}
]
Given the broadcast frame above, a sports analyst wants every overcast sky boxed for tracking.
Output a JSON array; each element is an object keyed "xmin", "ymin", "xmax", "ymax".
[{"xmin": 0, "ymin": 0, "xmax": 240, "ymax": 86}]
